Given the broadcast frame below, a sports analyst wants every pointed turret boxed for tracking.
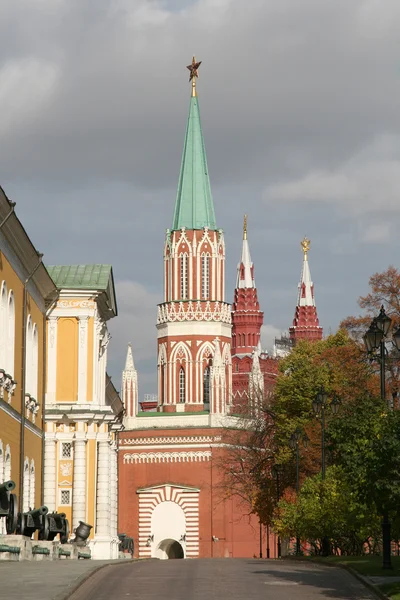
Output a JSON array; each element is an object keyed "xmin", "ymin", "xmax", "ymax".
[
  {"xmin": 121, "ymin": 343, "xmax": 138, "ymax": 419},
  {"xmin": 231, "ymin": 216, "xmax": 263, "ymax": 356},
  {"xmin": 172, "ymin": 57, "xmax": 216, "ymax": 231},
  {"xmin": 289, "ymin": 238, "xmax": 323, "ymax": 343},
  {"xmin": 236, "ymin": 215, "xmax": 255, "ymax": 288}
]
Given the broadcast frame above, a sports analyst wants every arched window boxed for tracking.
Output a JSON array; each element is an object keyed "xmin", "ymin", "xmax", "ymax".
[
  {"xmin": 160, "ymin": 364, "xmax": 165, "ymax": 405},
  {"xmin": 0, "ymin": 281, "xmax": 7, "ymax": 368},
  {"xmin": 25, "ymin": 316, "xmax": 33, "ymax": 396},
  {"xmin": 29, "ymin": 460, "xmax": 35, "ymax": 510},
  {"xmin": 203, "ymin": 366, "xmax": 210, "ymax": 404},
  {"xmin": 179, "ymin": 368, "xmax": 185, "ymax": 404},
  {"xmin": 0, "ymin": 441, "xmax": 4, "ymax": 483},
  {"xmin": 180, "ymin": 254, "xmax": 188, "ymax": 300},
  {"xmin": 4, "ymin": 445, "xmax": 11, "ymax": 481},
  {"xmin": 201, "ymin": 254, "xmax": 210, "ymax": 300},
  {"xmin": 0, "ymin": 442, "xmax": 4, "ymax": 534},
  {"xmin": 7, "ymin": 291, "xmax": 15, "ymax": 377},
  {"xmin": 23, "ymin": 459, "xmax": 30, "ymax": 512},
  {"xmin": 31, "ymin": 324, "xmax": 38, "ymax": 400}
]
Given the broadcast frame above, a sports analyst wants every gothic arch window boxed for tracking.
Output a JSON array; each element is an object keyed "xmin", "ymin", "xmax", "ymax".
[
  {"xmin": 0, "ymin": 441, "xmax": 3, "ymax": 482},
  {"xmin": 31, "ymin": 324, "xmax": 39, "ymax": 400},
  {"xmin": 26, "ymin": 316, "xmax": 33, "ymax": 396},
  {"xmin": 203, "ymin": 366, "xmax": 210, "ymax": 404},
  {"xmin": 0, "ymin": 442, "xmax": 3, "ymax": 534},
  {"xmin": 180, "ymin": 253, "xmax": 188, "ymax": 300},
  {"xmin": 0, "ymin": 281, "xmax": 7, "ymax": 368},
  {"xmin": 29, "ymin": 460, "xmax": 35, "ymax": 510},
  {"xmin": 4, "ymin": 445, "xmax": 11, "ymax": 481},
  {"xmin": 201, "ymin": 253, "xmax": 210, "ymax": 300},
  {"xmin": 179, "ymin": 367, "xmax": 185, "ymax": 404},
  {"xmin": 23, "ymin": 458, "xmax": 30, "ymax": 512},
  {"xmin": 7, "ymin": 291, "xmax": 15, "ymax": 378}
]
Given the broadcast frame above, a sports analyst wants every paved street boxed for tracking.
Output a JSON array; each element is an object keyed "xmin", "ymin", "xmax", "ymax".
[
  {"xmin": 69, "ymin": 559, "xmax": 378, "ymax": 600},
  {"xmin": 0, "ymin": 559, "xmax": 125, "ymax": 600}
]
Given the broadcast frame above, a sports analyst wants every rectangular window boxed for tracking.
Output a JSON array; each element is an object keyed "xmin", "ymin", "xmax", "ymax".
[
  {"xmin": 180, "ymin": 255, "xmax": 188, "ymax": 299},
  {"xmin": 61, "ymin": 442, "xmax": 72, "ymax": 459},
  {"xmin": 60, "ymin": 489, "xmax": 71, "ymax": 506},
  {"xmin": 202, "ymin": 255, "xmax": 209, "ymax": 299}
]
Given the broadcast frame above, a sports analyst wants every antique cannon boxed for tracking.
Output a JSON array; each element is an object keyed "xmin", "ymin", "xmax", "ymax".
[
  {"xmin": 72, "ymin": 521, "xmax": 92, "ymax": 545},
  {"xmin": 118, "ymin": 533, "xmax": 134, "ymax": 555},
  {"xmin": 16, "ymin": 505, "xmax": 48, "ymax": 538},
  {"xmin": 40, "ymin": 511, "xmax": 70, "ymax": 544},
  {"xmin": 0, "ymin": 480, "xmax": 18, "ymax": 534}
]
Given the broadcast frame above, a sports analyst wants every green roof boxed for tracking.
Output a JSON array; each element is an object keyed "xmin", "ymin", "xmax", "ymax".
[
  {"xmin": 172, "ymin": 94, "xmax": 217, "ymax": 231},
  {"xmin": 47, "ymin": 264, "xmax": 112, "ymax": 289},
  {"xmin": 46, "ymin": 264, "xmax": 117, "ymax": 318}
]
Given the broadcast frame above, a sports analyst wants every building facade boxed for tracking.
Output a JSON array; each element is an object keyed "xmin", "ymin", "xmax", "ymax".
[
  {"xmin": 119, "ymin": 61, "xmax": 276, "ymax": 559},
  {"xmin": 0, "ymin": 186, "xmax": 57, "ymax": 530},
  {"xmin": 44, "ymin": 265, "xmax": 123, "ymax": 559}
]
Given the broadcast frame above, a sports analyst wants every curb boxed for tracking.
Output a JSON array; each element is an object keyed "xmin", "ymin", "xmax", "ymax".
[
  {"xmin": 54, "ymin": 558, "xmax": 143, "ymax": 600},
  {"xmin": 284, "ymin": 557, "xmax": 388, "ymax": 600}
]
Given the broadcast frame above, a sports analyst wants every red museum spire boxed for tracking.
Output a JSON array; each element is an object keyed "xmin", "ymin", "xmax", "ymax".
[
  {"xmin": 289, "ymin": 237, "xmax": 323, "ymax": 343},
  {"xmin": 231, "ymin": 215, "xmax": 264, "ymax": 356}
]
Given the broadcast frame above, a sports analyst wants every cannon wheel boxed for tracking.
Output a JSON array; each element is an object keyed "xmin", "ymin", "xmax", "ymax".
[
  {"xmin": 16, "ymin": 511, "xmax": 26, "ymax": 536},
  {"xmin": 38, "ymin": 515, "xmax": 50, "ymax": 540},
  {"xmin": 60, "ymin": 518, "xmax": 70, "ymax": 544},
  {"xmin": 5, "ymin": 493, "xmax": 17, "ymax": 534}
]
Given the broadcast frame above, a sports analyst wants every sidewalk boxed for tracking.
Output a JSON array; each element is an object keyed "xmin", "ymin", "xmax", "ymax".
[{"xmin": 0, "ymin": 559, "xmax": 134, "ymax": 600}]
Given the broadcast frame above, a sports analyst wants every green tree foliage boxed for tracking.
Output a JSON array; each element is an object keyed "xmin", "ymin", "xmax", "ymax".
[{"xmin": 274, "ymin": 466, "xmax": 381, "ymax": 555}]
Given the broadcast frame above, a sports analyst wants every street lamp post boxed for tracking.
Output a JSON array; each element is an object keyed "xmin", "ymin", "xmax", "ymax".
[
  {"xmin": 363, "ymin": 305, "xmax": 400, "ymax": 570},
  {"xmin": 312, "ymin": 386, "xmax": 340, "ymax": 556},
  {"xmin": 272, "ymin": 464, "xmax": 283, "ymax": 558},
  {"xmin": 289, "ymin": 427, "xmax": 309, "ymax": 555}
]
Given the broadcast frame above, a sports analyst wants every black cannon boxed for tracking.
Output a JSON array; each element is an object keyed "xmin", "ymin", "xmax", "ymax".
[
  {"xmin": 0, "ymin": 480, "xmax": 18, "ymax": 534},
  {"xmin": 72, "ymin": 521, "xmax": 92, "ymax": 545},
  {"xmin": 40, "ymin": 511, "xmax": 70, "ymax": 544},
  {"xmin": 118, "ymin": 533, "xmax": 134, "ymax": 555},
  {"xmin": 16, "ymin": 505, "xmax": 48, "ymax": 538}
]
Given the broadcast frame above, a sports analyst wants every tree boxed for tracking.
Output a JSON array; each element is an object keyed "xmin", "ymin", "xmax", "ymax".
[
  {"xmin": 273, "ymin": 466, "xmax": 381, "ymax": 555},
  {"xmin": 340, "ymin": 265, "xmax": 400, "ymax": 405},
  {"xmin": 341, "ymin": 266, "xmax": 400, "ymax": 339}
]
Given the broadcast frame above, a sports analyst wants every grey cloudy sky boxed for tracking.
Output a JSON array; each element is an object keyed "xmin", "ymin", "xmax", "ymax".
[{"xmin": 2, "ymin": 0, "xmax": 400, "ymax": 395}]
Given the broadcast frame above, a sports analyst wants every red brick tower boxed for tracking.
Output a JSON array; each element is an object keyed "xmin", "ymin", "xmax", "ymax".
[
  {"xmin": 118, "ymin": 59, "xmax": 278, "ymax": 561},
  {"xmin": 289, "ymin": 237, "xmax": 323, "ymax": 343},
  {"xmin": 231, "ymin": 217, "xmax": 277, "ymax": 402}
]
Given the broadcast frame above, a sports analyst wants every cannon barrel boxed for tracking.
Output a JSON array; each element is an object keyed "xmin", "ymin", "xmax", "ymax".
[
  {"xmin": 0, "ymin": 481, "xmax": 16, "ymax": 494},
  {"xmin": 28, "ymin": 505, "xmax": 48, "ymax": 518}
]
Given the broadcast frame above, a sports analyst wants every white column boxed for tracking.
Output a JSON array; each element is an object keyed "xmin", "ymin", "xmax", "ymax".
[
  {"xmin": 110, "ymin": 441, "xmax": 117, "ymax": 537},
  {"xmin": 44, "ymin": 434, "xmax": 57, "ymax": 512},
  {"xmin": 78, "ymin": 317, "xmax": 89, "ymax": 403},
  {"xmin": 46, "ymin": 317, "xmax": 58, "ymax": 403},
  {"xmin": 72, "ymin": 434, "xmax": 87, "ymax": 529},
  {"xmin": 96, "ymin": 436, "xmax": 110, "ymax": 536}
]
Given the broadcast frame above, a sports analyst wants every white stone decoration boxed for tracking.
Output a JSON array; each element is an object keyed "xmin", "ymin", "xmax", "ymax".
[
  {"xmin": 123, "ymin": 451, "xmax": 211, "ymax": 464},
  {"xmin": 138, "ymin": 484, "xmax": 200, "ymax": 559}
]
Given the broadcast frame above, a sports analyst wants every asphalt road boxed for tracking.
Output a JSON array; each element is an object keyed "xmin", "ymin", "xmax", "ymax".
[{"xmin": 68, "ymin": 558, "xmax": 378, "ymax": 600}]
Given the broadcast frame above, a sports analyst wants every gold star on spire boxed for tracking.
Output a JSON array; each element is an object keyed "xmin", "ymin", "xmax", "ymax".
[{"xmin": 186, "ymin": 56, "xmax": 202, "ymax": 96}]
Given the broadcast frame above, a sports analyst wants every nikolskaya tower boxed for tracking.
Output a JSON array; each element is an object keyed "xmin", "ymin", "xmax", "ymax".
[{"xmin": 156, "ymin": 57, "xmax": 232, "ymax": 415}]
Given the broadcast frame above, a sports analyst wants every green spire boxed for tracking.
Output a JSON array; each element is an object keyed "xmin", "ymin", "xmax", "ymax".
[{"xmin": 172, "ymin": 94, "xmax": 217, "ymax": 231}]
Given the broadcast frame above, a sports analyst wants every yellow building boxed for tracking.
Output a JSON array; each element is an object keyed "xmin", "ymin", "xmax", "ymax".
[
  {"xmin": 0, "ymin": 186, "xmax": 57, "ymax": 531},
  {"xmin": 44, "ymin": 265, "xmax": 123, "ymax": 559}
]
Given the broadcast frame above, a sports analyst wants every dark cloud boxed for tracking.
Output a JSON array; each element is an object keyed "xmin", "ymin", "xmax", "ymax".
[{"xmin": 1, "ymin": 0, "xmax": 400, "ymax": 395}]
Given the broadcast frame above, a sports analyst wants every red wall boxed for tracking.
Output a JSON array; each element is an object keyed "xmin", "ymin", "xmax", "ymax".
[{"xmin": 118, "ymin": 427, "xmax": 278, "ymax": 559}]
